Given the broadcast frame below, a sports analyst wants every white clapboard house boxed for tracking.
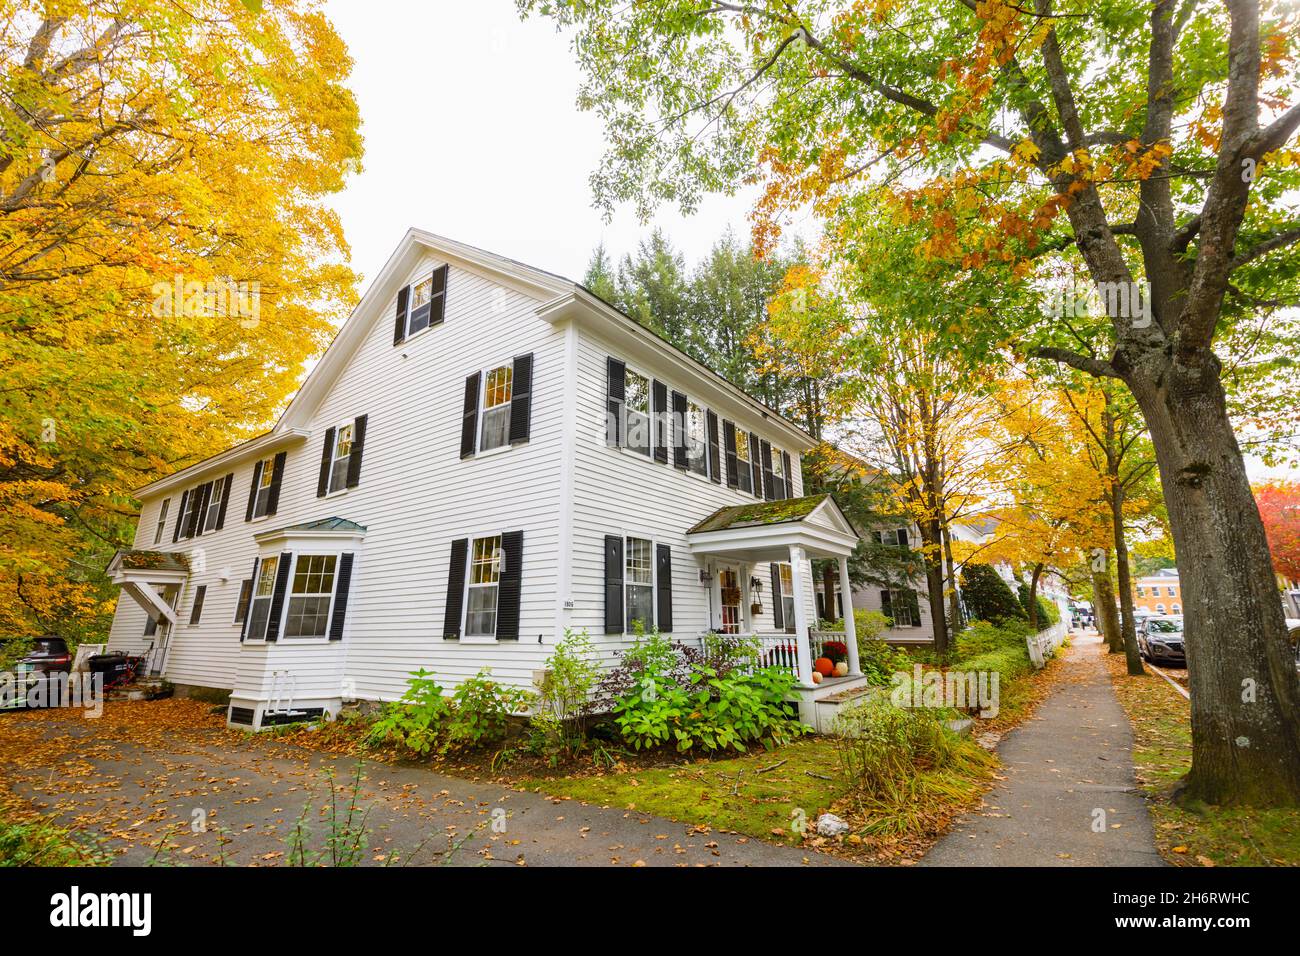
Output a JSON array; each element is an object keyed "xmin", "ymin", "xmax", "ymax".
[{"xmin": 105, "ymin": 230, "xmax": 864, "ymax": 731}]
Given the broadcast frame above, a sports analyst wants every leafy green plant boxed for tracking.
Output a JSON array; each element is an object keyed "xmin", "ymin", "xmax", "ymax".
[
  {"xmin": 286, "ymin": 763, "xmax": 374, "ymax": 867},
  {"xmin": 959, "ymin": 564, "xmax": 1026, "ymax": 624},
  {"xmin": 365, "ymin": 668, "xmax": 450, "ymax": 756},
  {"xmin": 443, "ymin": 669, "xmax": 533, "ymax": 754},
  {"xmin": 531, "ymin": 628, "xmax": 601, "ymax": 760},
  {"xmin": 0, "ymin": 808, "xmax": 108, "ymax": 866},
  {"xmin": 857, "ymin": 638, "xmax": 913, "ymax": 686}
]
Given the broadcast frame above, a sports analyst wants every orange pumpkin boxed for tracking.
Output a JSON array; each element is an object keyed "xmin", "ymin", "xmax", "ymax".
[{"xmin": 814, "ymin": 657, "xmax": 834, "ymax": 677}]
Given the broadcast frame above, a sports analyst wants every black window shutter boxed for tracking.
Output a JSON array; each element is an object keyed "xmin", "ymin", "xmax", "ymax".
[
  {"xmin": 496, "ymin": 531, "xmax": 524, "ymax": 641},
  {"xmin": 671, "ymin": 391, "xmax": 688, "ymax": 469},
  {"xmin": 651, "ymin": 379, "xmax": 668, "ymax": 463},
  {"xmin": 655, "ymin": 544, "xmax": 673, "ymax": 633},
  {"xmin": 263, "ymin": 552, "xmax": 293, "ymax": 642},
  {"xmin": 760, "ymin": 441, "xmax": 775, "ymax": 500},
  {"xmin": 244, "ymin": 460, "xmax": 263, "ymax": 522},
  {"xmin": 771, "ymin": 564, "xmax": 785, "ymax": 630},
  {"xmin": 604, "ymin": 534, "xmax": 624, "ymax": 634},
  {"xmin": 215, "ymin": 473, "xmax": 234, "ymax": 529},
  {"xmin": 329, "ymin": 552, "xmax": 355, "ymax": 641},
  {"xmin": 346, "ymin": 415, "xmax": 367, "ymax": 488},
  {"xmin": 186, "ymin": 483, "xmax": 209, "ymax": 538},
  {"xmin": 394, "ymin": 284, "xmax": 410, "ymax": 345},
  {"xmin": 606, "ymin": 358, "xmax": 625, "ymax": 448},
  {"xmin": 749, "ymin": 431, "xmax": 762, "ymax": 494},
  {"xmin": 443, "ymin": 538, "xmax": 468, "ymax": 639},
  {"xmin": 723, "ymin": 420, "xmax": 738, "ymax": 487},
  {"xmin": 173, "ymin": 490, "xmax": 189, "ymax": 542},
  {"xmin": 234, "ymin": 578, "xmax": 253, "ymax": 625},
  {"xmin": 429, "ymin": 264, "xmax": 448, "ymax": 327},
  {"xmin": 266, "ymin": 451, "xmax": 287, "ymax": 515},
  {"xmin": 460, "ymin": 372, "xmax": 480, "ymax": 458},
  {"xmin": 880, "ymin": 590, "xmax": 893, "ymax": 622},
  {"xmin": 317, "ymin": 428, "xmax": 335, "ymax": 497},
  {"xmin": 240, "ymin": 559, "xmax": 258, "ymax": 641},
  {"xmin": 189, "ymin": 585, "xmax": 206, "ymax": 625},
  {"xmin": 706, "ymin": 411, "xmax": 721, "ymax": 483},
  {"xmin": 782, "ymin": 451, "xmax": 794, "ymax": 499},
  {"xmin": 509, "ymin": 353, "xmax": 533, "ymax": 444}
]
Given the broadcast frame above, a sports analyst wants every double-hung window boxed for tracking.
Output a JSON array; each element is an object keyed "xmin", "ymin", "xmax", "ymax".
[
  {"xmin": 245, "ymin": 556, "xmax": 279, "ymax": 641},
  {"xmin": 777, "ymin": 563, "xmax": 796, "ymax": 631},
  {"xmin": 466, "ymin": 535, "xmax": 502, "ymax": 637},
  {"xmin": 252, "ymin": 456, "xmax": 275, "ymax": 518},
  {"xmin": 202, "ymin": 481, "xmax": 225, "ymax": 533},
  {"xmin": 771, "ymin": 447, "xmax": 786, "ymax": 496},
  {"xmin": 480, "ymin": 365, "xmax": 513, "ymax": 453},
  {"xmin": 625, "ymin": 536, "xmax": 654, "ymax": 632},
  {"xmin": 153, "ymin": 499, "xmax": 170, "ymax": 545},
  {"xmin": 684, "ymin": 401, "xmax": 708, "ymax": 477},
  {"xmin": 624, "ymin": 370, "xmax": 651, "ymax": 457},
  {"xmin": 283, "ymin": 554, "xmax": 337, "ymax": 639},
  {"xmin": 735, "ymin": 432, "xmax": 753, "ymax": 494},
  {"xmin": 328, "ymin": 423, "xmax": 354, "ymax": 494},
  {"xmin": 881, "ymin": 588, "xmax": 921, "ymax": 627},
  {"xmin": 189, "ymin": 585, "xmax": 207, "ymax": 625}
]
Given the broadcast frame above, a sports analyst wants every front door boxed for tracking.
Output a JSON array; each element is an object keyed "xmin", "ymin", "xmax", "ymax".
[{"xmin": 717, "ymin": 567, "xmax": 743, "ymax": 635}]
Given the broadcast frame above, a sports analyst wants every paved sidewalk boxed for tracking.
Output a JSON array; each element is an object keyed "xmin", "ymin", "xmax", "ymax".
[
  {"xmin": 922, "ymin": 633, "xmax": 1163, "ymax": 866},
  {"xmin": 1, "ymin": 708, "xmax": 849, "ymax": 868}
]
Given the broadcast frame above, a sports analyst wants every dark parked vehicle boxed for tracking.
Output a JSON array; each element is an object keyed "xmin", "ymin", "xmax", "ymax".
[
  {"xmin": 1138, "ymin": 616, "xmax": 1186, "ymax": 667},
  {"xmin": 5, "ymin": 635, "xmax": 73, "ymax": 709}
]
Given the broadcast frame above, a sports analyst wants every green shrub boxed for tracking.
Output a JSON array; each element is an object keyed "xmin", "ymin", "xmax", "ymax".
[
  {"xmin": 531, "ymin": 628, "xmax": 601, "ymax": 760},
  {"xmin": 960, "ymin": 564, "xmax": 1025, "ymax": 623},
  {"xmin": 0, "ymin": 809, "xmax": 108, "ymax": 866},
  {"xmin": 444, "ymin": 670, "xmax": 534, "ymax": 754},
  {"xmin": 1017, "ymin": 583, "xmax": 1059, "ymax": 628},
  {"xmin": 365, "ymin": 668, "xmax": 450, "ymax": 756},
  {"xmin": 858, "ymin": 639, "xmax": 913, "ymax": 686},
  {"xmin": 832, "ymin": 698, "xmax": 963, "ymax": 802}
]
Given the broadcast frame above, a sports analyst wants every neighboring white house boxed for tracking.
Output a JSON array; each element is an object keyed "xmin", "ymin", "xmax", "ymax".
[{"xmin": 105, "ymin": 230, "xmax": 863, "ymax": 730}]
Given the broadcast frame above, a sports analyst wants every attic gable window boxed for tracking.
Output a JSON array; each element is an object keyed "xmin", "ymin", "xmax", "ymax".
[
  {"xmin": 328, "ymin": 423, "xmax": 354, "ymax": 494},
  {"xmin": 395, "ymin": 265, "xmax": 448, "ymax": 344},
  {"xmin": 480, "ymin": 365, "xmax": 513, "ymax": 453}
]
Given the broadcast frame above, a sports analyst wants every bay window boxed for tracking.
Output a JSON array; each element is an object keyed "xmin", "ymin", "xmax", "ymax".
[
  {"xmin": 245, "ymin": 556, "xmax": 279, "ymax": 641},
  {"xmin": 283, "ymin": 554, "xmax": 337, "ymax": 639}
]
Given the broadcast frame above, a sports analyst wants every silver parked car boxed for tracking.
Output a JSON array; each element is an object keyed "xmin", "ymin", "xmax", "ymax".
[{"xmin": 1137, "ymin": 615, "xmax": 1186, "ymax": 667}]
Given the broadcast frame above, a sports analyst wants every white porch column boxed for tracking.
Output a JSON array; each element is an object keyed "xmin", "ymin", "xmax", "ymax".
[
  {"xmin": 839, "ymin": 556, "xmax": 861, "ymax": 676},
  {"xmin": 789, "ymin": 546, "xmax": 814, "ymax": 686}
]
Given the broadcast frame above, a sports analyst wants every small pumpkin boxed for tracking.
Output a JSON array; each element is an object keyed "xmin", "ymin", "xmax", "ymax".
[
  {"xmin": 811, "ymin": 671, "xmax": 823, "ymax": 684},
  {"xmin": 813, "ymin": 657, "xmax": 834, "ymax": 677},
  {"xmin": 833, "ymin": 661, "xmax": 850, "ymax": 678}
]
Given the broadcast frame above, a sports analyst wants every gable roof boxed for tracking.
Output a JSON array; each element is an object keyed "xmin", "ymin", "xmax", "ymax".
[
  {"xmin": 136, "ymin": 229, "xmax": 815, "ymax": 497},
  {"xmin": 688, "ymin": 494, "xmax": 859, "ymax": 537}
]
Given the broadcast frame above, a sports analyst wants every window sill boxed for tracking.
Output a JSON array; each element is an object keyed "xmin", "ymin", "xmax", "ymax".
[{"xmin": 459, "ymin": 635, "xmax": 504, "ymax": 645}]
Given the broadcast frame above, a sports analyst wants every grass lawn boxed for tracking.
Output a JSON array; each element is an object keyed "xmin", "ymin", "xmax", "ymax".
[{"xmin": 1105, "ymin": 654, "xmax": 1300, "ymax": 866}]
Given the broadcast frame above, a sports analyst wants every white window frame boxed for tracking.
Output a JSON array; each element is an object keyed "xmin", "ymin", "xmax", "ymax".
[
  {"xmin": 771, "ymin": 445, "xmax": 786, "ymax": 493},
  {"xmin": 885, "ymin": 588, "xmax": 921, "ymax": 627},
  {"xmin": 251, "ymin": 456, "xmax": 276, "ymax": 520},
  {"xmin": 401, "ymin": 268, "xmax": 446, "ymax": 341},
  {"xmin": 153, "ymin": 498, "xmax": 171, "ymax": 545},
  {"xmin": 188, "ymin": 584, "xmax": 207, "ymax": 626},
  {"xmin": 281, "ymin": 553, "xmax": 339, "ymax": 642},
  {"xmin": 477, "ymin": 363, "xmax": 514, "ymax": 455},
  {"xmin": 1172, "ymin": 603, "xmax": 1182, "ymax": 615},
  {"xmin": 735, "ymin": 430, "xmax": 754, "ymax": 495},
  {"xmin": 327, "ymin": 421, "xmax": 354, "ymax": 495},
  {"xmin": 245, "ymin": 555, "xmax": 280, "ymax": 642},
  {"xmin": 202, "ymin": 480, "xmax": 225, "ymax": 533},
  {"xmin": 232, "ymin": 577, "xmax": 254, "ymax": 626},
  {"xmin": 624, "ymin": 534, "xmax": 656, "ymax": 634},
  {"xmin": 623, "ymin": 367, "xmax": 653, "ymax": 458},
  {"xmin": 777, "ymin": 562, "xmax": 796, "ymax": 633},
  {"xmin": 462, "ymin": 532, "xmax": 504, "ymax": 642},
  {"xmin": 683, "ymin": 399, "xmax": 709, "ymax": 479}
]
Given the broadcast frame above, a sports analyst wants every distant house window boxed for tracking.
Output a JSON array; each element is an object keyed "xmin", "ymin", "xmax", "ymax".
[
  {"xmin": 625, "ymin": 536, "xmax": 654, "ymax": 631},
  {"xmin": 1136, "ymin": 586, "xmax": 1145, "ymax": 598},
  {"xmin": 246, "ymin": 556, "xmax": 279, "ymax": 641},
  {"xmin": 1172, "ymin": 603, "xmax": 1182, "ymax": 615},
  {"xmin": 735, "ymin": 431, "xmax": 754, "ymax": 494},
  {"xmin": 777, "ymin": 563, "xmax": 796, "ymax": 632},
  {"xmin": 466, "ymin": 535, "xmax": 502, "ymax": 638},
  {"xmin": 684, "ymin": 401, "xmax": 708, "ymax": 477},
  {"xmin": 252, "ymin": 456, "xmax": 275, "ymax": 518},
  {"xmin": 624, "ymin": 369, "xmax": 651, "ymax": 457},
  {"xmin": 189, "ymin": 585, "xmax": 207, "ymax": 625},
  {"xmin": 1155, "ymin": 603, "xmax": 1166, "ymax": 614},
  {"xmin": 874, "ymin": 528, "xmax": 909, "ymax": 549},
  {"xmin": 284, "ymin": 554, "xmax": 337, "ymax": 639},
  {"xmin": 882, "ymin": 588, "xmax": 921, "ymax": 627},
  {"xmin": 202, "ymin": 481, "xmax": 225, "ymax": 532},
  {"xmin": 480, "ymin": 364, "xmax": 513, "ymax": 453},
  {"xmin": 1167, "ymin": 586, "xmax": 1177, "ymax": 597},
  {"xmin": 328, "ymin": 423, "xmax": 354, "ymax": 494},
  {"xmin": 154, "ymin": 499, "xmax": 171, "ymax": 545}
]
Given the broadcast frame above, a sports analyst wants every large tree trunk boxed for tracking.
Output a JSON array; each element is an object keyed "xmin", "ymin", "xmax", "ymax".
[
  {"xmin": 1026, "ymin": 563, "xmax": 1044, "ymax": 632},
  {"xmin": 1093, "ymin": 558, "xmax": 1122, "ymax": 653},
  {"xmin": 942, "ymin": 523, "xmax": 963, "ymax": 635},
  {"xmin": 1109, "ymin": 480, "xmax": 1145, "ymax": 675},
  {"xmin": 1127, "ymin": 358, "xmax": 1300, "ymax": 806},
  {"xmin": 918, "ymin": 517, "xmax": 949, "ymax": 657}
]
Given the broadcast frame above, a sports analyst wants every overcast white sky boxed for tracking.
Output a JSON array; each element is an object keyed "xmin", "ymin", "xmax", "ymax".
[{"xmin": 322, "ymin": 0, "xmax": 757, "ymax": 286}]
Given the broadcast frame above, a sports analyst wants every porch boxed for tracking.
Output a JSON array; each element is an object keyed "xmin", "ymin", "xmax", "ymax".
[
  {"xmin": 685, "ymin": 494, "xmax": 866, "ymax": 717},
  {"xmin": 106, "ymin": 549, "xmax": 191, "ymax": 676}
]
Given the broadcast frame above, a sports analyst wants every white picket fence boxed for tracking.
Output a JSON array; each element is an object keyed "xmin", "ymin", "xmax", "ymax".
[{"xmin": 1026, "ymin": 620, "xmax": 1068, "ymax": 669}]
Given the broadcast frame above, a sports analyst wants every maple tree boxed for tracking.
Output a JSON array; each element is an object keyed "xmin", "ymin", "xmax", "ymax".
[
  {"xmin": 1256, "ymin": 481, "xmax": 1300, "ymax": 583},
  {"xmin": 0, "ymin": 0, "xmax": 362, "ymax": 641},
  {"xmin": 525, "ymin": 0, "xmax": 1300, "ymax": 806}
]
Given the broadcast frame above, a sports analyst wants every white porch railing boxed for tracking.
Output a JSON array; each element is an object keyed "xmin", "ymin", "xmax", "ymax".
[{"xmin": 694, "ymin": 629, "xmax": 853, "ymax": 684}]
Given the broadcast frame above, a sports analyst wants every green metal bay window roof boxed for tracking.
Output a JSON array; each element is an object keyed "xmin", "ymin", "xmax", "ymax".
[
  {"xmin": 688, "ymin": 494, "xmax": 835, "ymax": 534},
  {"xmin": 272, "ymin": 517, "xmax": 368, "ymax": 533}
]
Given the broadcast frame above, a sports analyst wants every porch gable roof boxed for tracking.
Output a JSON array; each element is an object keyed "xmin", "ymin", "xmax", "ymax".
[{"xmin": 686, "ymin": 494, "xmax": 860, "ymax": 562}]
